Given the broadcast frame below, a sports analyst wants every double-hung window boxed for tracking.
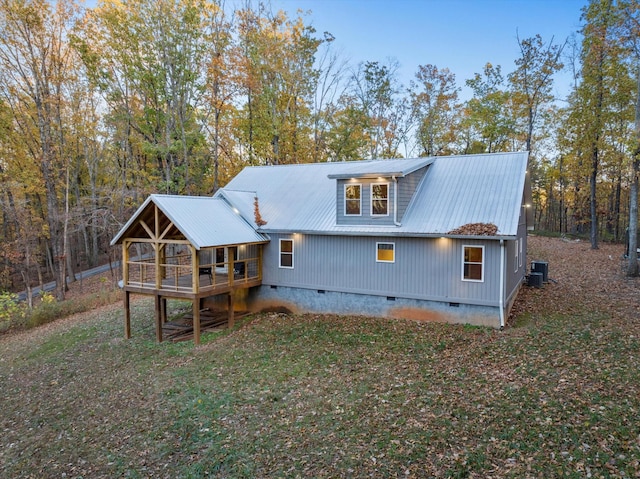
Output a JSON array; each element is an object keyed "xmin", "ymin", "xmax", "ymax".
[
  {"xmin": 279, "ymin": 239, "xmax": 294, "ymax": 268},
  {"xmin": 371, "ymin": 183, "xmax": 389, "ymax": 216},
  {"xmin": 462, "ymin": 245, "xmax": 484, "ymax": 281},
  {"xmin": 345, "ymin": 184, "xmax": 361, "ymax": 216}
]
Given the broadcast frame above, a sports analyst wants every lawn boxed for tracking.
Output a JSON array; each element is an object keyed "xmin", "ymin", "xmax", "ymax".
[{"xmin": 1, "ymin": 236, "xmax": 639, "ymax": 478}]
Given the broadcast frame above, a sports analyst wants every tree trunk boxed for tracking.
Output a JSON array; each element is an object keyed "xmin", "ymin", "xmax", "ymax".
[{"xmin": 627, "ymin": 68, "xmax": 640, "ymax": 276}]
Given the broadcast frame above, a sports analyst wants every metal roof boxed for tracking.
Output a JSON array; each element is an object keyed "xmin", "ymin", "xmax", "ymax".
[
  {"xmin": 110, "ymin": 194, "xmax": 268, "ymax": 249},
  {"xmin": 326, "ymin": 157, "xmax": 434, "ymax": 179},
  {"xmin": 222, "ymin": 152, "xmax": 529, "ymax": 238},
  {"xmin": 400, "ymin": 152, "xmax": 529, "ymax": 236}
]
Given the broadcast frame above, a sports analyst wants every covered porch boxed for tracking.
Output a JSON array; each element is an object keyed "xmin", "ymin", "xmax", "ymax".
[{"xmin": 111, "ymin": 194, "xmax": 269, "ymax": 344}]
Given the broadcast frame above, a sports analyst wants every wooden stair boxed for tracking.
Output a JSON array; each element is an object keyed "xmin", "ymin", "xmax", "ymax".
[{"xmin": 162, "ymin": 308, "xmax": 249, "ymax": 342}]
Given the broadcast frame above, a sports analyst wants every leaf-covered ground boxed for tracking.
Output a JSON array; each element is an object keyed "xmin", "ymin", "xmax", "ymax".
[{"xmin": 1, "ymin": 236, "xmax": 639, "ymax": 478}]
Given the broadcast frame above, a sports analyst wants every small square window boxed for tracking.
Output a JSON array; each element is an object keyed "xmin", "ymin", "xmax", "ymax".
[
  {"xmin": 280, "ymin": 239, "xmax": 294, "ymax": 268},
  {"xmin": 376, "ymin": 242, "xmax": 395, "ymax": 263},
  {"xmin": 462, "ymin": 245, "xmax": 484, "ymax": 281},
  {"xmin": 345, "ymin": 184, "xmax": 361, "ymax": 216},
  {"xmin": 371, "ymin": 183, "xmax": 389, "ymax": 216}
]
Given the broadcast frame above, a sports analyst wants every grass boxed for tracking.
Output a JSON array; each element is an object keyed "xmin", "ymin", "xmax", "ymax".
[{"xmin": 1, "ymin": 300, "xmax": 639, "ymax": 478}]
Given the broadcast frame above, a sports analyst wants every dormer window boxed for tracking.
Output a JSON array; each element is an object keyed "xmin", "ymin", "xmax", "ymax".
[
  {"xmin": 371, "ymin": 183, "xmax": 389, "ymax": 216},
  {"xmin": 345, "ymin": 184, "xmax": 361, "ymax": 215}
]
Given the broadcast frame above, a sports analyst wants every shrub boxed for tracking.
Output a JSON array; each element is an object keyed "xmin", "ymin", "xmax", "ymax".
[
  {"xmin": 26, "ymin": 289, "xmax": 121, "ymax": 329},
  {"xmin": 0, "ymin": 291, "xmax": 25, "ymax": 332}
]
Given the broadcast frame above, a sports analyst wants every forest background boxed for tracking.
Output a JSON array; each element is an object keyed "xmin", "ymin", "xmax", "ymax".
[{"xmin": 1, "ymin": 0, "xmax": 639, "ymax": 305}]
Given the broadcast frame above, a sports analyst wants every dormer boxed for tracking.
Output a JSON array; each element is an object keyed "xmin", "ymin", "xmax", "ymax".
[{"xmin": 328, "ymin": 158, "xmax": 434, "ymax": 226}]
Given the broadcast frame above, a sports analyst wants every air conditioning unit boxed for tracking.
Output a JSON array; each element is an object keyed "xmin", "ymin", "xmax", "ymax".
[
  {"xmin": 528, "ymin": 272, "xmax": 543, "ymax": 288},
  {"xmin": 531, "ymin": 260, "xmax": 548, "ymax": 283}
]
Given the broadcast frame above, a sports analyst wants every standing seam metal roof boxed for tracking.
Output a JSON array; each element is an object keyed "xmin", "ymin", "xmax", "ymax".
[
  {"xmin": 221, "ymin": 152, "xmax": 529, "ymax": 237},
  {"xmin": 110, "ymin": 194, "xmax": 268, "ymax": 248}
]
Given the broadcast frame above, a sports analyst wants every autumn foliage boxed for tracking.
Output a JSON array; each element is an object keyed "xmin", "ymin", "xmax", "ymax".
[
  {"xmin": 253, "ymin": 196, "xmax": 267, "ymax": 227},
  {"xmin": 447, "ymin": 222, "xmax": 498, "ymax": 236}
]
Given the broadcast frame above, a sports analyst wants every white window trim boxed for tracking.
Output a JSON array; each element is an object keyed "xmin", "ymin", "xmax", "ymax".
[
  {"xmin": 462, "ymin": 244, "xmax": 484, "ymax": 282},
  {"xmin": 370, "ymin": 182, "xmax": 390, "ymax": 217},
  {"xmin": 279, "ymin": 238, "xmax": 294, "ymax": 269},
  {"xmin": 514, "ymin": 240, "xmax": 519, "ymax": 273},
  {"xmin": 344, "ymin": 183, "xmax": 362, "ymax": 216},
  {"xmin": 518, "ymin": 238, "xmax": 523, "ymax": 268},
  {"xmin": 376, "ymin": 242, "xmax": 395, "ymax": 263}
]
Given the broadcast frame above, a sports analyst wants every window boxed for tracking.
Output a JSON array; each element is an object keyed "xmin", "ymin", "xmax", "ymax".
[
  {"xmin": 518, "ymin": 238, "xmax": 523, "ymax": 268},
  {"xmin": 514, "ymin": 240, "xmax": 519, "ymax": 273},
  {"xmin": 376, "ymin": 242, "xmax": 395, "ymax": 263},
  {"xmin": 371, "ymin": 183, "xmax": 389, "ymax": 216},
  {"xmin": 279, "ymin": 239, "xmax": 294, "ymax": 268},
  {"xmin": 345, "ymin": 184, "xmax": 361, "ymax": 215},
  {"xmin": 462, "ymin": 245, "xmax": 484, "ymax": 281}
]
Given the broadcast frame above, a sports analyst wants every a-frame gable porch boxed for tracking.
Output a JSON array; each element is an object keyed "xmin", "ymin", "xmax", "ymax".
[{"xmin": 111, "ymin": 195, "xmax": 268, "ymax": 344}]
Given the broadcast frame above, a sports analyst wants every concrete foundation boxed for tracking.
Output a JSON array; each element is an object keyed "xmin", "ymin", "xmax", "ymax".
[{"xmin": 235, "ymin": 285, "xmax": 502, "ymax": 328}]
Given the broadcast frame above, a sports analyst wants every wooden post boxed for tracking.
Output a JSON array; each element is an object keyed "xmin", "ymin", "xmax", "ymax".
[
  {"xmin": 228, "ymin": 247, "xmax": 235, "ymax": 286},
  {"xmin": 161, "ymin": 297, "xmax": 167, "ymax": 324},
  {"xmin": 191, "ymin": 245, "xmax": 198, "ymax": 293},
  {"xmin": 193, "ymin": 298, "xmax": 201, "ymax": 345},
  {"xmin": 122, "ymin": 242, "xmax": 129, "ymax": 288},
  {"xmin": 154, "ymin": 243, "xmax": 161, "ymax": 289},
  {"xmin": 158, "ymin": 243, "xmax": 166, "ymax": 284},
  {"xmin": 154, "ymin": 294, "xmax": 163, "ymax": 342},
  {"xmin": 227, "ymin": 292, "xmax": 235, "ymax": 329},
  {"xmin": 124, "ymin": 290, "xmax": 131, "ymax": 339}
]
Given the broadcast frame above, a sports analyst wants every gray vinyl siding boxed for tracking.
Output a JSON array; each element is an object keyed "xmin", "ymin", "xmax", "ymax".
[
  {"xmin": 262, "ymin": 233, "xmax": 502, "ymax": 306},
  {"xmin": 336, "ymin": 179, "xmax": 397, "ymax": 226},
  {"xmin": 505, "ymin": 206, "xmax": 528, "ymax": 302},
  {"xmin": 397, "ymin": 166, "xmax": 428, "ymax": 221}
]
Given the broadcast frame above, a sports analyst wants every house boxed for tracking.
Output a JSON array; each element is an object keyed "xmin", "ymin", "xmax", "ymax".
[{"xmin": 111, "ymin": 151, "xmax": 532, "ymax": 343}]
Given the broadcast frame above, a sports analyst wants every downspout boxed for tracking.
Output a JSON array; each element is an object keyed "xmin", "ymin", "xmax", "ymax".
[
  {"xmin": 499, "ymin": 239, "xmax": 505, "ymax": 329},
  {"xmin": 392, "ymin": 176, "xmax": 401, "ymax": 226}
]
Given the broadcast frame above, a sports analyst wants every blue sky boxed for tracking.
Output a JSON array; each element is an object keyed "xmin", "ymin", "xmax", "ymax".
[{"xmin": 271, "ymin": 0, "xmax": 587, "ymax": 100}]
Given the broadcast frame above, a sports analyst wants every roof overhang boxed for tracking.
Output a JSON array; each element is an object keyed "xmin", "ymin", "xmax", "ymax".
[
  {"xmin": 327, "ymin": 158, "xmax": 435, "ymax": 180},
  {"xmin": 110, "ymin": 194, "xmax": 269, "ymax": 249},
  {"xmin": 259, "ymin": 228, "xmax": 516, "ymax": 241}
]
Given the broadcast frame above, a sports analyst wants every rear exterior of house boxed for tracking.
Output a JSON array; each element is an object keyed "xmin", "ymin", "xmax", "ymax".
[
  {"xmin": 111, "ymin": 152, "xmax": 530, "ymax": 340},
  {"xmin": 214, "ymin": 152, "xmax": 531, "ymax": 328}
]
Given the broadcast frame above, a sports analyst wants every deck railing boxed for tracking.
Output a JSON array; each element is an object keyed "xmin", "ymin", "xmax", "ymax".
[{"xmin": 125, "ymin": 255, "xmax": 261, "ymax": 293}]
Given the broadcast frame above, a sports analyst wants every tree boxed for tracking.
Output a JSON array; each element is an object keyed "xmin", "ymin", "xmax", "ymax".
[
  {"xmin": 630, "ymin": 74, "xmax": 640, "ymax": 275},
  {"xmin": 201, "ymin": 1, "xmax": 235, "ymax": 192},
  {"xmin": 577, "ymin": 0, "xmax": 620, "ymax": 249},
  {"xmin": 0, "ymin": 0, "xmax": 81, "ymax": 300},
  {"xmin": 409, "ymin": 64, "xmax": 459, "ymax": 156},
  {"xmin": 75, "ymin": 0, "xmax": 209, "ymax": 195},
  {"xmin": 310, "ymin": 31, "xmax": 347, "ymax": 163},
  {"xmin": 508, "ymin": 34, "xmax": 565, "ymax": 155},
  {"xmin": 322, "ymin": 100, "xmax": 368, "ymax": 161},
  {"xmin": 464, "ymin": 63, "xmax": 516, "ymax": 153},
  {"xmin": 346, "ymin": 60, "xmax": 408, "ymax": 159},
  {"xmin": 618, "ymin": 0, "xmax": 640, "ymax": 276},
  {"xmin": 235, "ymin": 5, "xmax": 322, "ymax": 165}
]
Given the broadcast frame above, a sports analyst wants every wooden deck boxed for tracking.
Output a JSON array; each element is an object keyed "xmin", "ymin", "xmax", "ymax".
[{"xmin": 123, "ymin": 263, "xmax": 261, "ymax": 345}]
